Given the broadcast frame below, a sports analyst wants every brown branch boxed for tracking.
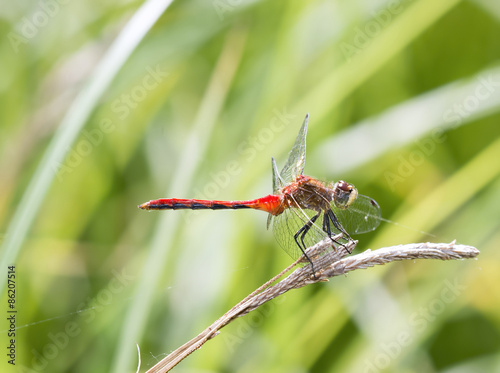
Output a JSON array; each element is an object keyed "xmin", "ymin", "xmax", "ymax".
[{"xmin": 145, "ymin": 238, "xmax": 479, "ymax": 372}]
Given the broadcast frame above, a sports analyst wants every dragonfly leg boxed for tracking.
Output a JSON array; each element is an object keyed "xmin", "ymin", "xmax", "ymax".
[
  {"xmin": 322, "ymin": 212, "xmax": 344, "ymax": 248},
  {"xmin": 293, "ymin": 212, "xmax": 320, "ymax": 276},
  {"xmin": 322, "ymin": 212, "xmax": 333, "ymax": 239},
  {"xmin": 327, "ymin": 209, "xmax": 353, "ymax": 253}
]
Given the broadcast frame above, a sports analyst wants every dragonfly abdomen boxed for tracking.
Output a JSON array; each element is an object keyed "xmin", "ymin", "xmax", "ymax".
[
  {"xmin": 139, "ymin": 198, "xmax": 254, "ymax": 210},
  {"xmin": 139, "ymin": 195, "xmax": 283, "ymax": 214}
]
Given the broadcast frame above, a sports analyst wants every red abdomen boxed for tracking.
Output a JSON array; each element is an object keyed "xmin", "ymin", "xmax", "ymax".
[{"xmin": 139, "ymin": 195, "xmax": 283, "ymax": 215}]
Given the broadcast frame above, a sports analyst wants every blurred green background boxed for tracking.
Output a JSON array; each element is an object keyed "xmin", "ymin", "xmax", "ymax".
[{"xmin": 1, "ymin": 0, "xmax": 500, "ymax": 372}]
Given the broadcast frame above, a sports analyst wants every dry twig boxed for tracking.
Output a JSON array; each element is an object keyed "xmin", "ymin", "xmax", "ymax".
[{"xmin": 146, "ymin": 237, "xmax": 479, "ymax": 372}]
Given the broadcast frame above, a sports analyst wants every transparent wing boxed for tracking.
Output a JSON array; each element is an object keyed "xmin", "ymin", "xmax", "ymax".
[
  {"xmin": 332, "ymin": 195, "xmax": 382, "ymax": 235},
  {"xmin": 269, "ymin": 206, "xmax": 327, "ymax": 261},
  {"xmin": 279, "ymin": 113, "xmax": 309, "ymax": 185},
  {"xmin": 271, "ymin": 157, "xmax": 285, "ymax": 195}
]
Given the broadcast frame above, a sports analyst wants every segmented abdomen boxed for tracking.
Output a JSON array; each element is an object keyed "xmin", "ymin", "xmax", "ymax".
[{"xmin": 139, "ymin": 195, "xmax": 283, "ymax": 214}]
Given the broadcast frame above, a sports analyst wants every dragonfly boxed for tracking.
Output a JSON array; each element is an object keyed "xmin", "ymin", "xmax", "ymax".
[{"xmin": 139, "ymin": 114, "xmax": 382, "ymax": 274}]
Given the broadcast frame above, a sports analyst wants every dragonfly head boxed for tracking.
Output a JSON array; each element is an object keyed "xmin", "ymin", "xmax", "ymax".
[{"xmin": 331, "ymin": 180, "xmax": 358, "ymax": 210}]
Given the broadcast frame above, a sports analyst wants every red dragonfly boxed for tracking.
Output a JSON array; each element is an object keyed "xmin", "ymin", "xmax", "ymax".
[{"xmin": 139, "ymin": 114, "xmax": 381, "ymax": 272}]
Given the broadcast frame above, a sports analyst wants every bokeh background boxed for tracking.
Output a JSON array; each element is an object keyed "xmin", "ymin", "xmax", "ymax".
[{"xmin": 1, "ymin": 0, "xmax": 500, "ymax": 372}]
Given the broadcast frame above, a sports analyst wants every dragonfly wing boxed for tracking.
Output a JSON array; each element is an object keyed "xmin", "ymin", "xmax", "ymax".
[
  {"xmin": 271, "ymin": 157, "xmax": 285, "ymax": 195},
  {"xmin": 332, "ymin": 194, "xmax": 382, "ymax": 235},
  {"xmin": 266, "ymin": 213, "xmax": 273, "ymax": 230},
  {"xmin": 279, "ymin": 113, "xmax": 309, "ymax": 184},
  {"xmin": 270, "ymin": 206, "xmax": 328, "ymax": 261}
]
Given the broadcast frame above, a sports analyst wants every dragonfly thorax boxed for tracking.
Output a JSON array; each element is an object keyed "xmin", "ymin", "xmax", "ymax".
[{"xmin": 281, "ymin": 175, "xmax": 333, "ymax": 212}]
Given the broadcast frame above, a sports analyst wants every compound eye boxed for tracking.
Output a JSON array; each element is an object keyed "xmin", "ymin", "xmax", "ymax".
[
  {"xmin": 332, "ymin": 181, "xmax": 358, "ymax": 209},
  {"xmin": 337, "ymin": 180, "xmax": 351, "ymax": 192}
]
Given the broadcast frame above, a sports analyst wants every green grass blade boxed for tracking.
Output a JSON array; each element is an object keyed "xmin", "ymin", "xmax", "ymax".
[{"xmin": 0, "ymin": 0, "xmax": 174, "ymax": 297}]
